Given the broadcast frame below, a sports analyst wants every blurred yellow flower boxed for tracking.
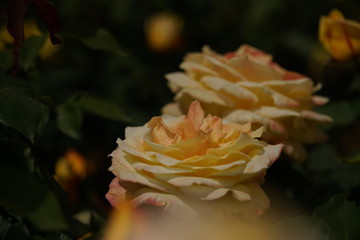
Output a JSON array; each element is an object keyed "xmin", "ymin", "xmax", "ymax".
[
  {"xmin": 106, "ymin": 101, "xmax": 283, "ymax": 219},
  {"xmin": 0, "ymin": 20, "xmax": 59, "ymax": 59},
  {"xmin": 55, "ymin": 149, "xmax": 89, "ymax": 202},
  {"xmin": 104, "ymin": 205, "xmax": 275, "ymax": 240},
  {"xmin": 319, "ymin": 9, "xmax": 360, "ymax": 61},
  {"xmin": 55, "ymin": 148, "xmax": 87, "ymax": 182},
  {"xmin": 145, "ymin": 13, "xmax": 184, "ymax": 52},
  {"xmin": 163, "ymin": 45, "xmax": 332, "ymax": 161}
]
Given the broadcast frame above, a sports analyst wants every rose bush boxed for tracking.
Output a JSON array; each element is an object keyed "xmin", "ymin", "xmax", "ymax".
[
  {"xmin": 106, "ymin": 101, "xmax": 283, "ymax": 219},
  {"xmin": 163, "ymin": 45, "xmax": 332, "ymax": 161}
]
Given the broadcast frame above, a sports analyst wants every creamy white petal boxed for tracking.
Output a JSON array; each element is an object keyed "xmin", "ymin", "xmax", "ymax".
[
  {"xmin": 166, "ymin": 72, "xmax": 202, "ymax": 92},
  {"xmin": 180, "ymin": 62, "xmax": 219, "ymax": 76},
  {"xmin": 255, "ymin": 107, "xmax": 300, "ymax": 118},
  {"xmin": 201, "ymin": 76, "xmax": 258, "ymax": 103},
  {"xmin": 133, "ymin": 162, "xmax": 194, "ymax": 174},
  {"xmin": 109, "ymin": 165, "xmax": 177, "ymax": 193},
  {"xmin": 224, "ymin": 110, "xmax": 287, "ymax": 137},
  {"xmin": 300, "ymin": 110, "xmax": 333, "ymax": 122},
  {"xmin": 175, "ymin": 88, "xmax": 230, "ymax": 106},
  {"xmin": 161, "ymin": 102, "xmax": 183, "ymax": 117},
  {"xmin": 168, "ymin": 177, "xmax": 223, "ymax": 187},
  {"xmin": 116, "ymin": 139, "xmax": 151, "ymax": 160}
]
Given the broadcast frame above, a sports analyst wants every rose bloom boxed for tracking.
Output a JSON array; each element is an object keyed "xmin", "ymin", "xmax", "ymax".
[
  {"xmin": 319, "ymin": 9, "xmax": 360, "ymax": 61},
  {"xmin": 162, "ymin": 45, "xmax": 332, "ymax": 161},
  {"xmin": 106, "ymin": 101, "xmax": 283, "ymax": 219}
]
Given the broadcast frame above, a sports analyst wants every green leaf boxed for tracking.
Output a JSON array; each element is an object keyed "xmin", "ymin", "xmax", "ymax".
[
  {"xmin": 343, "ymin": 152, "xmax": 360, "ymax": 167},
  {"xmin": 314, "ymin": 194, "xmax": 360, "ymax": 240},
  {"xmin": 78, "ymin": 96, "xmax": 130, "ymax": 122},
  {"xmin": 0, "ymin": 75, "xmax": 28, "ymax": 87},
  {"xmin": 0, "ymin": 167, "xmax": 68, "ymax": 231},
  {"xmin": 76, "ymin": 28, "xmax": 125, "ymax": 56},
  {"xmin": 19, "ymin": 35, "xmax": 47, "ymax": 71},
  {"xmin": 56, "ymin": 103, "xmax": 82, "ymax": 139},
  {"xmin": 350, "ymin": 75, "xmax": 360, "ymax": 92},
  {"xmin": 26, "ymin": 192, "xmax": 69, "ymax": 231},
  {"xmin": 0, "ymin": 52, "xmax": 12, "ymax": 71},
  {"xmin": 307, "ymin": 144, "xmax": 360, "ymax": 190},
  {"xmin": 0, "ymin": 216, "xmax": 12, "ymax": 240},
  {"xmin": 46, "ymin": 233, "xmax": 72, "ymax": 240},
  {"xmin": 0, "ymin": 85, "xmax": 42, "ymax": 142},
  {"xmin": 4, "ymin": 222, "xmax": 30, "ymax": 240}
]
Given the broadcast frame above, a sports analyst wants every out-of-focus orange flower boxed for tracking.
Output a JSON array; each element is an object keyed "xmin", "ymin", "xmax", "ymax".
[
  {"xmin": 319, "ymin": 9, "xmax": 360, "ymax": 61},
  {"xmin": 55, "ymin": 149, "xmax": 89, "ymax": 201},
  {"xmin": 55, "ymin": 148, "xmax": 87, "ymax": 182},
  {"xmin": 0, "ymin": 20, "xmax": 60, "ymax": 59},
  {"xmin": 145, "ymin": 13, "xmax": 184, "ymax": 52}
]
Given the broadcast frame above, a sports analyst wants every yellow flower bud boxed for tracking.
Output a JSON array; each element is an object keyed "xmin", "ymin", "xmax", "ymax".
[{"xmin": 319, "ymin": 9, "xmax": 360, "ymax": 61}]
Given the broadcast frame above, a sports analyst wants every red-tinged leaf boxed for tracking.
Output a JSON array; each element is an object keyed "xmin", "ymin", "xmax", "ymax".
[{"xmin": 30, "ymin": 0, "xmax": 62, "ymax": 44}]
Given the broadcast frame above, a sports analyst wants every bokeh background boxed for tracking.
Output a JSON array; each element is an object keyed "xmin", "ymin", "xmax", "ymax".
[{"xmin": 1, "ymin": 0, "xmax": 360, "ymax": 239}]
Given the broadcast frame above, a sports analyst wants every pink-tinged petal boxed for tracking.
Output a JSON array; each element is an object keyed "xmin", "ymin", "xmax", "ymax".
[
  {"xmin": 235, "ymin": 45, "xmax": 273, "ymax": 65},
  {"xmin": 282, "ymin": 71, "xmax": 306, "ymax": 80},
  {"xmin": 244, "ymin": 144, "xmax": 283, "ymax": 174},
  {"xmin": 106, "ymin": 177, "xmax": 127, "ymax": 207},
  {"xmin": 255, "ymin": 107, "xmax": 300, "ymax": 118},
  {"xmin": 186, "ymin": 100, "xmax": 205, "ymax": 131},
  {"xmin": 132, "ymin": 191, "xmax": 198, "ymax": 219},
  {"xmin": 300, "ymin": 110, "xmax": 333, "ymax": 123},
  {"xmin": 312, "ymin": 95, "xmax": 329, "ymax": 106}
]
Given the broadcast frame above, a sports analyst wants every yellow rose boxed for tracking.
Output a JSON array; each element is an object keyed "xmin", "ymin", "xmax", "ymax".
[
  {"xmin": 163, "ymin": 45, "xmax": 332, "ymax": 161},
  {"xmin": 106, "ymin": 101, "xmax": 283, "ymax": 219},
  {"xmin": 319, "ymin": 9, "xmax": 360, "ymax": 61}
]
